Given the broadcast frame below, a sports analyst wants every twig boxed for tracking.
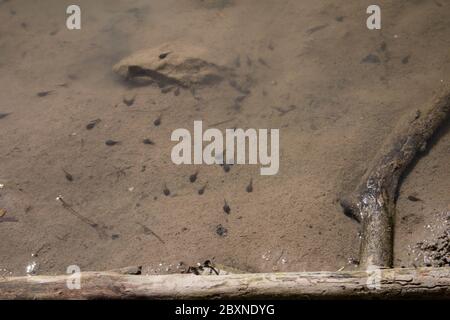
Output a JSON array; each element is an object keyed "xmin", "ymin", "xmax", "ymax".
[{"xmin": 56, "ymin": 196, "xmax": 108, "ymax": 239}]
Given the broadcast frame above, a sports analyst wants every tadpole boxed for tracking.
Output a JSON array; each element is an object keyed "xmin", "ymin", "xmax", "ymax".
[
  {"xmin": 37, "ymin": 91, "xmax": 53, "ymax": 97},
  {"xmin": 62, "ymin": 169, "xmax": 73, "ymax": 182},
  {"xmin": 198, "ymin": 184, "xmax": 207, "ymax": 195},
  {"xmin": 159, "ymin": 52, "xmax": 170, "ymax": 60},
  {"xmin": 86, "ymin": 119, "xmax": 101, "ymax": 130},
  {"xmin": 189, "ymin": 172, "xmax": 198, "ymax": 183},
  {"xmin": 223, "ymin": 200, "xmax": 231, "ymax": 215},
  {"xmin": 246, "ymin": 179, "xmax": 253, "ymax": 193},
  {"xmin": 163, "ymin": 184, "xmax": 171, "ymax": 196},
  {"xmin": 408, "ymin": 195, "xmax": 422, "ymax": 202},
  {"xmin": 105, "ymin": 140, "xmax": 119, "ymax": 146},
  {"xmin": 143, "ymin": 138, "xmax": 154, "ymax": 145}
]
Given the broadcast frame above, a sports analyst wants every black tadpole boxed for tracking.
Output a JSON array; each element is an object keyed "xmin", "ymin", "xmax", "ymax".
[
  {"xmin": 223, "ymin": 200, "xmax": 231, "ymax": 215},
  {"xmin": 246, "ymin": 179, "xmax": 253, "ymax": 193}
]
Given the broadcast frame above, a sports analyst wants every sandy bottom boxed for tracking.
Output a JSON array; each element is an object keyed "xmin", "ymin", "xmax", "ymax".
[{"xmin": 0, "ymin": 0, "xmax": 449, "ymax": 276}]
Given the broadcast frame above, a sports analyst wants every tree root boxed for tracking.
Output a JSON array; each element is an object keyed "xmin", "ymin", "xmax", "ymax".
[{"xmin": 340, "ymin": 89, "xmax": 450, "ymax": 268}]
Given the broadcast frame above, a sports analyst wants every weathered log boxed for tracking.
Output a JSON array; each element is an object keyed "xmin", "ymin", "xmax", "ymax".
[
  {"xmin": 341, "ymin": 89, "xmax": 450, "ymax": 268},
  {"xmin": 0, "ymin": 267, "xmax": 449, "ymax": 299}
]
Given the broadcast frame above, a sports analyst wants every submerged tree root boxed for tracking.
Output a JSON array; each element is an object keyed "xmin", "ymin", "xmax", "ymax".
[{"xmin": 340, "ymin": 89, "xmax": 450, "ymax": 269}]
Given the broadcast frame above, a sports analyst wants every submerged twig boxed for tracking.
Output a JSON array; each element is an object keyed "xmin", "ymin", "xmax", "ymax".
[{"xmin": 56, "ymin": 196, "xmax": 108, "ymax": 239}]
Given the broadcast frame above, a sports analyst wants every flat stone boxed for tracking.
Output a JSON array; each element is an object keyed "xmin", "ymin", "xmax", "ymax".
[{"xmin": 113, "ymin": 42, "xmax": 232, "ymax": 88}]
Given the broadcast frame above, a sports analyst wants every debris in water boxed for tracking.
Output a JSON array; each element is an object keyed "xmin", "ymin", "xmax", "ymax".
[
  {"xmin": 56, "ymin": 195, "xmax": 108, "ymax": 239},
  {"xmin": 137, "ymin": 222, "xmax": 165, "ymax": 244}
]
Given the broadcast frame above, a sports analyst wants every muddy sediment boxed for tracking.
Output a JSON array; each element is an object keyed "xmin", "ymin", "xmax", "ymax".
[{"xmin": 0, "ymin": 0, "xmax": 449, "ymax": 276}]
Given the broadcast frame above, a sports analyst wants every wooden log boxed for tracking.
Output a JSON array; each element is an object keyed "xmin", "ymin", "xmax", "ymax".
[
  {"xmin": 340, "ymin": 89, "xmax": 450, "ymax": 268},
  {"xmin": 0, "ymin": 267, "xmax": 449, "ymax": 299}
]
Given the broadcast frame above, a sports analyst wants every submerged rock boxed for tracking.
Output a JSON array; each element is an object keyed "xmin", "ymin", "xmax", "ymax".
[{"xmin": 113, "ymin": 43, "xmax": 233, "ymax": 88}]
